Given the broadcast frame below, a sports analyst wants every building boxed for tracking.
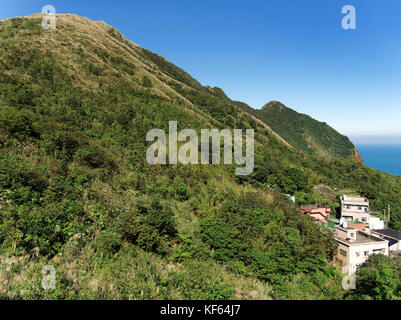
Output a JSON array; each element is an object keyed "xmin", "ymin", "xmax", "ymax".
[
  {"xmin": 372, "ymin": 228, "xmax": 401, "ymax": 252},
  {"xmin": 334, "ymin": 224, "xmax": 388, "ymax": 275},
  {"xmin": 300, "ymin": 204, "xmax": 331, "ymax": 223},
  {"xmin": 340, "ymin": 195, "xmax": 370, "ymax": 222},
  {"xmin": 368, "ymin": 217, "xmax": 385, "ymax": 230}
]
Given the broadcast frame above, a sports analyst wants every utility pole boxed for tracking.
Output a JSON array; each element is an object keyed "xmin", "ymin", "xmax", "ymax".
[{"xmin": 388, "ymin": 204, "xmax": 391, "ymax": 226}]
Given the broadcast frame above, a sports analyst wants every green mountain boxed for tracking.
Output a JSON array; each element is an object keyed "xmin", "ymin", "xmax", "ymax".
[
  {"xmin": 0, "ymin": 14, "xmax": 400, "ymax": 300},
  {"xmin": 240, "ymin": 100, "xmax": 357, "ymax": 159}
]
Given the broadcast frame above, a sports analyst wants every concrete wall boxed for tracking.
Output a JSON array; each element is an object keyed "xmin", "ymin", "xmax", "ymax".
[{"xmin": 335, "ymin": 239, "xmax": 388, "ymax": 275}]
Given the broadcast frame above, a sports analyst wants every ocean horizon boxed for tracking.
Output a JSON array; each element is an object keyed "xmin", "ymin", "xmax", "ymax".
[{"xmin": 356, "ymin": 144, "xmax": 401, "ymax": 176}]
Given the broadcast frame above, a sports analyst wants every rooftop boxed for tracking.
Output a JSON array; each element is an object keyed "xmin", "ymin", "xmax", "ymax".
[
  {"xmin": 354, "ymin": 232, "xmax": 384, "ymax": 244},
  {"xmin": 374, "ymin": 229, "xmax": 401, "ymax": 240},
  {"xmin": 341, "ymin": 195, "xmax": 368, "ymax": 203},
  {"xmin": 336, "ymin": 227, "xmax": 385, "ymax": 244},
  {"xmin": 349, "ymin": 223, "xmax": 366, "ymax": 231},
  {"xmin": 348, "ymin": 221, "xmax": 365, "ymax": 225},
  {"xmin": 301, "ymin": 204, "xmax": 329, "ymax": 210}
]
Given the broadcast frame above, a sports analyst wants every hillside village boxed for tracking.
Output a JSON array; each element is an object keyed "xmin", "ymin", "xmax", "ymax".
[{"xmin": 301, "ymin": 195, "xmax": 401, "ymax": 275}]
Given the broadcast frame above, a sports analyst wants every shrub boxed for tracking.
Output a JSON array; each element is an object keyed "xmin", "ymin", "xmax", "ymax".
[
  {"xmin": 142, "ymin": 75, "xmax": 152, "ymax": 88},
  {"xmin": 96, "ymin": 231, "xmax": 122, "ymax": 256},
  {"xmin": 350, "ymin": 254, "xmax": 400, "ymax": 300},
  {"xmin": 74, "ymin": 144, "xmax": 116, "ymax": 171},
  {"xmin": 0, "ymin": 106, "xmax": 36, "ymax": 140}
]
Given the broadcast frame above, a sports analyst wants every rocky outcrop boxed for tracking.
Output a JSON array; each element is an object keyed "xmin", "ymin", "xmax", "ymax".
[{"xmin": 354, "ymin": 147, "xmax": 364, "ymax": 164}]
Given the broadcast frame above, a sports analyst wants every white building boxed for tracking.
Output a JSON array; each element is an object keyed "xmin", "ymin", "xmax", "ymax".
[
  {"xmin": 334, "ymin": 224, "xmax": 388, "ymax": 275},
  {"xmin": 372, "ymin": 229, "xmax": 401, "ymax": 253},
  {"xmin": 368, "ymin": 217, "xmax": 385, "ymax": 230},
  {"xmin": 340, "ymin": 195, "xmax": 370, "ymax": 223}
]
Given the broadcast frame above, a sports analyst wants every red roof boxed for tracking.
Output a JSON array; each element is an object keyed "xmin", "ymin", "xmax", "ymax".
[{"xmin": 349, "ymin": 224, "xmax": 366, "ymax": 231}]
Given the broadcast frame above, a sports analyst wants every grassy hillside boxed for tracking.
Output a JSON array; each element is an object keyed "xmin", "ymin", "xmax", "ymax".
[
  {"xmin": 240, "ymin": 100, "xmax": 356, "ymax": 159},
  {"xmin": 0, "ymin": 14, "xmax": 400, "ymax": 300}
]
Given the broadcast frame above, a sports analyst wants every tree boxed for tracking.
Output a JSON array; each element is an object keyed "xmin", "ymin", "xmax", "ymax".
[{"xmin": 350, "ymin": 254, "xmax": 400, "ymax": 300}]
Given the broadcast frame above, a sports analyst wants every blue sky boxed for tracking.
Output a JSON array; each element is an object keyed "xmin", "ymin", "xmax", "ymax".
[{"xmin": 1, "ymin": 0, "xmax": 401, "ymax": 142}]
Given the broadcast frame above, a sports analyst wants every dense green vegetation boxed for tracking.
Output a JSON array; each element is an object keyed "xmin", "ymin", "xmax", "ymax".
[
  {"xmin": 239, "ymin": 100, "xmax": 356, "ymax": 159},
  {"xmin": 347, "ymin": 253, "xmax": 401, "ymax": 300},
  {"xmin": 0, "ymin": 14, "xmax": 400, "ymax": 300}
]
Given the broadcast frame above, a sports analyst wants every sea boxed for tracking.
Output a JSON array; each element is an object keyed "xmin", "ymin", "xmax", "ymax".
[{"xmin": 356, "ymin": 144, "xmax": 401, "ymax": 176}]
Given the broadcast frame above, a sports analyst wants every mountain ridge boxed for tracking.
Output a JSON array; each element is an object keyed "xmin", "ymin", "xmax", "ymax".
[{"xmin": 237, "ymin": 99, "xmax": 358, "ymax": 160}]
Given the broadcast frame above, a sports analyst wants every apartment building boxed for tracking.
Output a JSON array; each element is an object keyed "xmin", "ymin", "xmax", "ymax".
[
  {"xmin": 340, "ymin": 195, "xmax": 370, "ymax": 222},
  {"xmin": 334, "ymin": 224, "xmax": 388, "ymax": 275}
]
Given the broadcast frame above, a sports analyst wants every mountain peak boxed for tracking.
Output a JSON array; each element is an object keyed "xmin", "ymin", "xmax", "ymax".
[
  {"xmin": 248, "ymin": 101, "xmax": 356, "ymax": 159},
  {"xmin": 262, "ymin": 100, "xmax": 286, "ymax": 110}
]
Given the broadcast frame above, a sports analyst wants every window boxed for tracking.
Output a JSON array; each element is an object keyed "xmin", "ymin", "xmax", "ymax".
[
  {"xmin": 356, "ymin": 252, "xmax": 360, "ymax": 257},
  {"xmin": 340, "ymin": 249, "xmax": 347, "ymax": 257},
  {"xmin": 364, "ymin": 251, "xmax": 369, "ymax": 257},
  {"xmin": 362, "ymin": 218, "xmax": 366, "ymax": 222},
  {"xmin": 346, "ymin": 205, "xmax": 351, "ymax": 210}
]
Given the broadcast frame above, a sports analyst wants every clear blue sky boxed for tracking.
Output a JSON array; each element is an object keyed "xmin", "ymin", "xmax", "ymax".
[{"xmin": 1, "ymin": 0, "xmax": 401, "ymax": 142}]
